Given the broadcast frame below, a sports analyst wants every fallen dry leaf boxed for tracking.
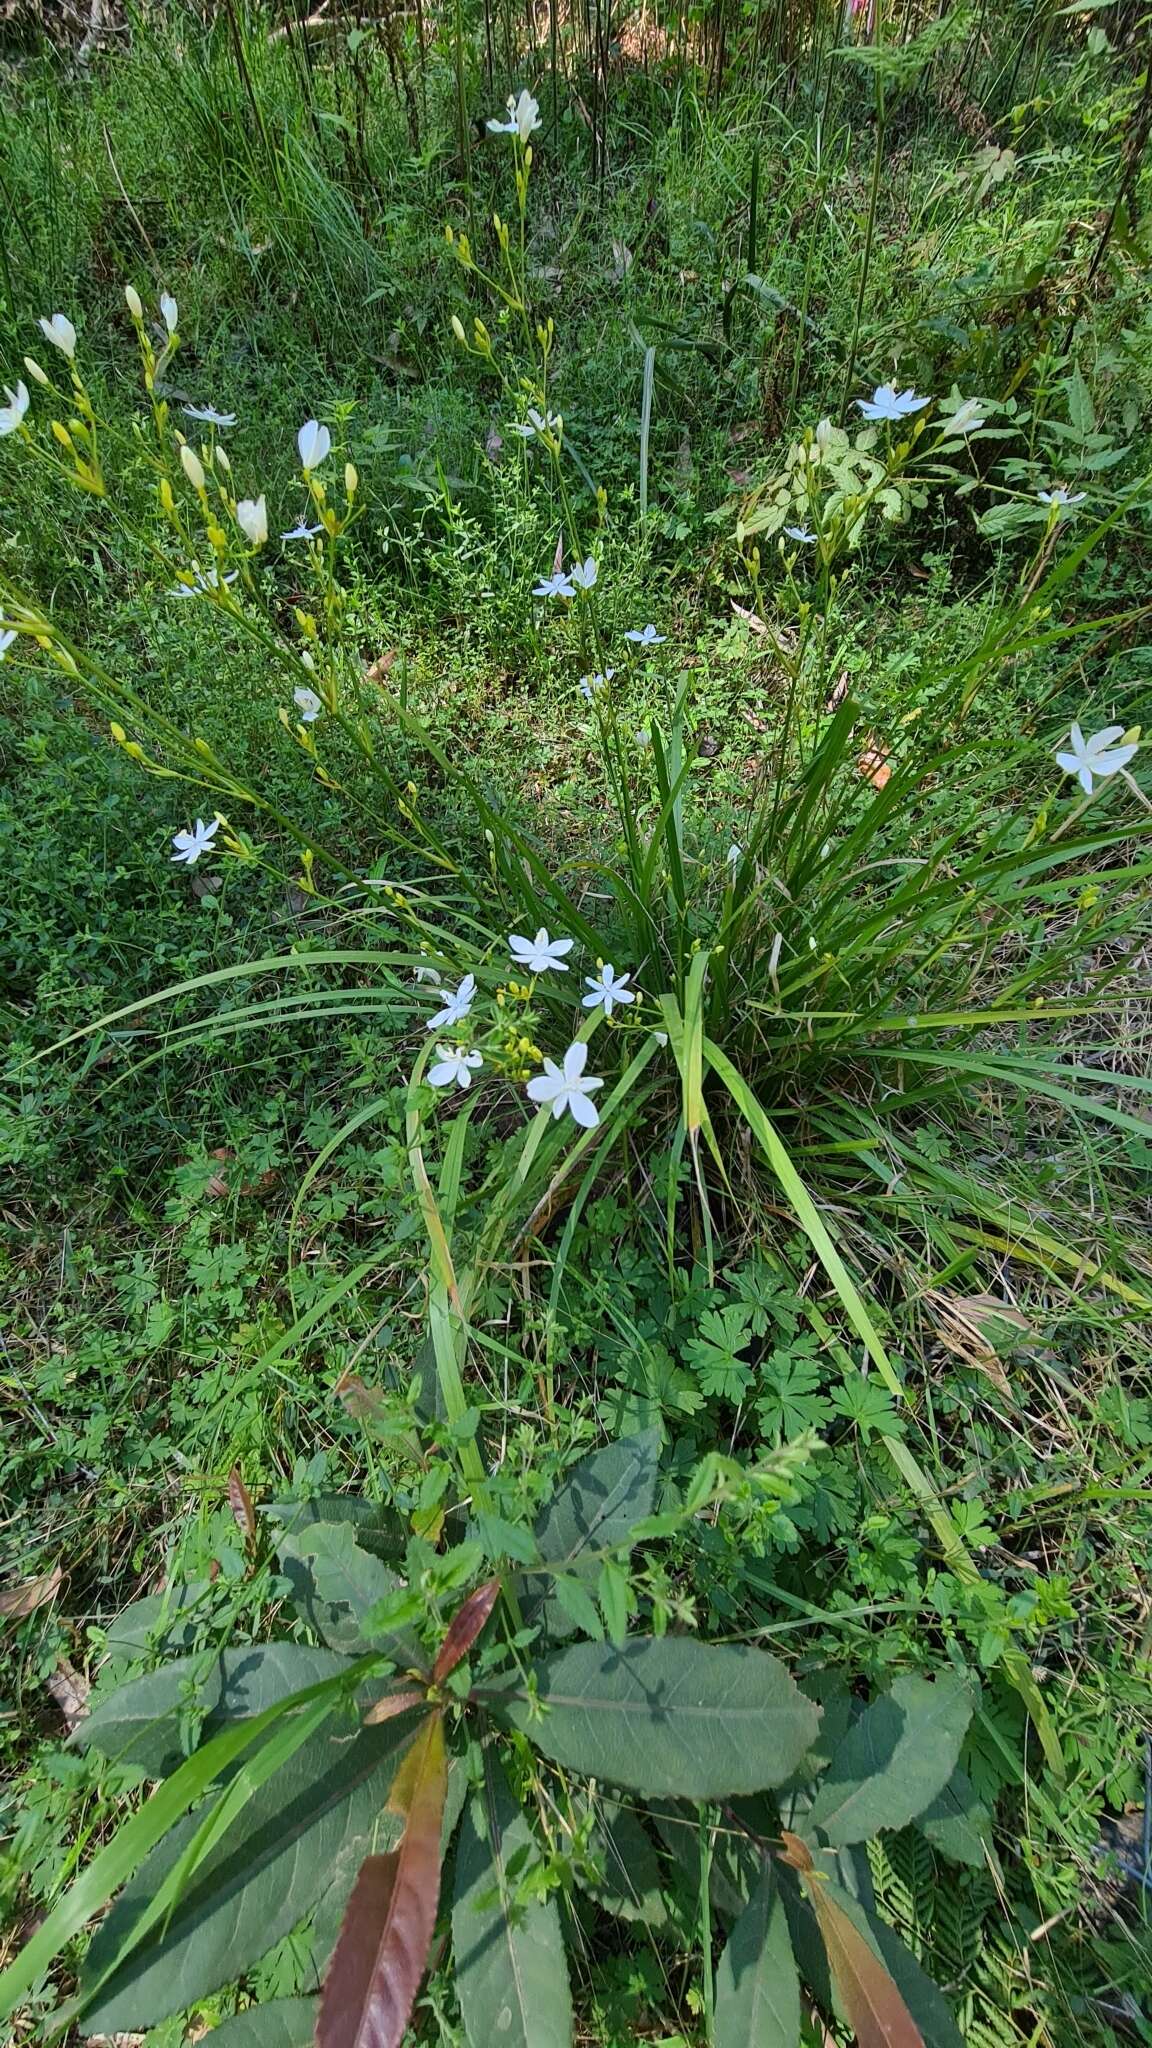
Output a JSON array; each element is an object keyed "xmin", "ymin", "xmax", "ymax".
[
  {"xmin": 47, "ymin": 1657, "xmax": 90, "ymax": 1729},
  {"xmin": 365, "ymin": 650, "xmax": 398, "ymax": 684},
  {"xmin": 227, "ymin": 1466, "xmax": 256, "ymax": 1541},
  {"xmin": 825, "ymin": 671, "xmax": 849, "ymax": 711},
  {"xmin": 857, "ymin": 739, "xmax": 892, "ymax": 790},
  {"xmin": 1, "ymin": 1563, "xmax": 63, "ymax": 1618},
  {"xmin": 731, "ymin": 599, "xmax": 768, "ymax": 636}
]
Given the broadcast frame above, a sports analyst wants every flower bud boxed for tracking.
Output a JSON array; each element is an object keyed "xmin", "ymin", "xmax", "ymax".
[
  {"xmin": 124, "ymin": 284, "xmax": 143, "ymax": 321},
  {"xmin": 180, "ymin": 443, "xmax": 205, "ymax": 491},
  {"xmin": 216, "ymin": 447, "xmax": 231, "ymax": 474},
  {"xmin": 451, "ymin": 315, "xmax": 467, "ymax": 345},
  {"xmin": 24, "ymin": 356, "xmax": 50, "ymax": 387},
  {"xmin": 344, "ymin": 461, "xmax": 358, "ymax": 496},
  {"xmin": 160, "ymin": 478, "xmax": 175, "ymax": 512}
]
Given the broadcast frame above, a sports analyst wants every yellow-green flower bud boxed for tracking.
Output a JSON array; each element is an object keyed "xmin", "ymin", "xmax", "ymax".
[
  {"xmin": 345, "ymin": 461, "xmax": 358, "ymax": 496},
  {"xmin": 451, "ymin": 315, "xmax": 467, "ymax": 344},
  {"xmin": 24, "ymin": 356, "xmax": 50, "ymax": 387},
  {"xmin": 160, "ymin": 477, "xmax": 175, "ymax": 513},
  {"xmin": 124, "ymin": 284, "xmax": 143, "ymax": 321},
  {"xmin": 180, "ymin": 443, "xmax": 205, "ymax": 491}
]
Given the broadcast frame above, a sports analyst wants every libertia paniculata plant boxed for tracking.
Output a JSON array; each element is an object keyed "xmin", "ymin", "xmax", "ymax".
[{"xmin": 1, "ymin": 89, "xmax": 1151, "ymax": 1964}]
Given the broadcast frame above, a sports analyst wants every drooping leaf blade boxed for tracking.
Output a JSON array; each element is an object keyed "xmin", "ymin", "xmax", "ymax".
[
  {"xmin": 317, "ymin": 1711, "xmax": 447, "ymax": 2048},
  {"xmin": 453, "ymin": 1755, "xmax": 573, "ymax": 2048},
  {"xmin": 914, "ymin": 1764, "xmax": 993, "ymax": 1868},
  {"xmin": 275, "ymin": 1520, "xmax": 423, "ymax": 1667},
  {"xmin": 807, "ymin": 1674, "xmax": 973, "ymax": 1845},
  {"xmin": 81, "ymin": 1703, "xmax": 423, "ymax": 2029},
  {"xmin": 578, "ymin": 1798, "xmax": 668, "ymax": 1926},
  {"xmin": 714, "ymin": 1864, "xmax": 801, "ymax": 2048},
  {"xmin": 77, "ymin": 1644, "xmax": 350, "ymax": 1779},
  {"xmin": 525, "ymin": 1431, "xmax": 661, "ymax": 1637},
  {"xmin": 203, "ymin": 1996, "xmax": 318, "ymax": 2047},
  {"xmin": 495, "ymin": 1637, "xmax": 819, "ymax": 1797}
]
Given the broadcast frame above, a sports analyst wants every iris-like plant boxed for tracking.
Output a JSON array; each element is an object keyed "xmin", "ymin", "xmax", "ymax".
[{"xmin": 0, "ymin": 1441, "xmax": 989, "ymax": 2047}]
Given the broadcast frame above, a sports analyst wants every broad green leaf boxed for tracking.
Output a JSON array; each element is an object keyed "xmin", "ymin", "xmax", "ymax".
[
  {"xmin": 578, "ymin": 1798, "xmax": 668, "ymax": 1925},
  {"xmin": 276, "ymin": 1520, "xmax": 422, "ymax": 1666},
  {"xmin": 808, "ymin": 1673, "xmax": 973, "ymax": 1845},
  {"xmin": 265, "ymin": 1496, "xmax": 406, "ymax": 1563},
  {"xmin": 205, "ymin": 1997, "xmax": 318, "ymax": 2047},
  {"xmin": 714, "ymin": 1866, "xmax": 801, "ymax": 2048},
  {"xmin": 866, "ymin": 1910, "xmax": 965, "ymax": 2048},
  {"xmin": 78, "ymin": 1644, "xmax": 348, "ymax": 1779},
  {"xmin": 525, "ymin": 1430, "xmax": 660, "ymax": 1637},
  {"xmin": 497, "ymin": 1637, "xmax": 819, "ymax": 1797},
  {"xmin": 317, "ymin": 1713, "xmax": 446, "ymax": 2048},
  {"xmin": 101, "ymin": 1579, "xmax": 217, "ymax": 1662},
  {"xmin": 81, "ymin": 1704, "xmax": 422, "ymax": 2029},
  {"xmin": 453, "ymin": 1757, "xmax": 572, "ymax": 2048},
  {"xmin": 915, "ymin": 1764, "xmax": 993, "ymax": 1868}
]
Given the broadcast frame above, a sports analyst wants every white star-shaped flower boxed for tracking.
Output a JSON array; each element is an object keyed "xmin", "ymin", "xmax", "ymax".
[
  {"xmin": 509, "ymin": 927, "xmax": 574, "ymax": 974},
  {"xmin": 533, "ymin": 568, "xmax": 575, "ymax": 599},
  {"xmin": 941, "ymin": 398, "xmax": 986, "ymax": 436},
  {"xmin": 413, "ymin": 962, "xmax": 442, "ymax": 986},
  {"xmin": 294, "ymin": 687, "xmax": 322, "ymax": 722},
  {"xmin": 510, "ymin": 407, "xmax": 562, "ymax": 441},
  {"xmin": 526, "ymin": 1041, "xmax": 604, "ymax": 1128},
  {"xmin": 183, "ymin": 404, "xmax": 237, "ymax": 428},
  {"xmin": 236, "ymin": 495, "xmax": 267, "ymax": 546},
  {"xmin": 0, "ymin": 382, "xmax": 30, "ymax": 436},
  {"xmin": 167, "ymin": 566, "xmax": 239, "ymax": 598},
  {"xmin": 298, "ymin": 419, "xmax": 331, "ymax": 471},
  {"xmin": 281, "ymin": 520, "xmax": 324, "ymax": 542},
  {"xmin": 582, "ymin": 963, "xmax": 635, "ymax": 1016},
  {"xmin": 487, "ymin": 88, "xmax": 542, "ymax": 143},
  {"xmin": 0, "ymin": 627, "xmax": 18, "ymax": 660},
  {"xmin": 569, "ymin": 556, "xmax": 598, "ymax": 590},
  {"xmin": 428, "ymin": 1045, "xmax": 484, "ymax": 1091},
  {"xmin": 783, "ymin": 524, "xmax": 815, "ymax": 543},
  {"xmin": 625, "ymin": 623, "xmax": 665, "ymax": 646},
  {"xmin": 426, "ymin": 974, "xmax": 477, "ymax": 1031},
  {"xmin": 1037, "ymin": 486, "xmax": 1086, "ymax": 509},
  {"xmin": 579, "ymin": 668, "xmax": 614, "ymax": 701},
  {"xmin": 160, "ymin": 292, "xmax": 179, "ymax": 336},
  {"xmin": 39, "ymin": 313, "xmax": 76, "ymax": 360},
  {"xmin": 171, "ymin": 817, "xmax": 219, "ymax": 865},
  {"xmin": 1055, "ymin": 721, "xmax": 1138, "ymax": 795},
  {"xmin": 726, "ymin": 844, "xmax": 742, "ymax": 868},
  {"xmin": 856, "ymin": 384, "xmax": 930, "ymax": 422}
]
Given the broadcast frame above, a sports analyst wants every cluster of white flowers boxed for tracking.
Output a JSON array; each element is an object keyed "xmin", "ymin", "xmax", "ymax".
[
  {"xmin": 414, "ymin": 930, "xmax": 639, "ymax": 1125},
  {"xmin": 533, "ymin": 557, "xmax": 597, "ymax": 600}
]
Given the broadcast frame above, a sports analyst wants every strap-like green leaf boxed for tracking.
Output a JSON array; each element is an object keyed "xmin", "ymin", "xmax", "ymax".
[
  {"xmin": 495, "ymin": 1637, "xmax": 819, "ymax": 1797},
  {"xmin": 453, "ymin": 1757, "xmax": 572, "ymax": 2048}
]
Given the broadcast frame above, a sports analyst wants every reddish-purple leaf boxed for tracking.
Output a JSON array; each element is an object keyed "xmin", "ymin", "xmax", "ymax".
[
  {"xmin": 432, "ymin": 1579, "xmax": 500, "ymax": 1683},
  {"xmin": 227, "ymin": 1466, "xmax": 256, "ymax": 1541},
  {"xmin": 362, "ymin": 1688, "xmax": 427, "ymax": 1727},
  {"xmin": 779, "ymin": 1833, "xmax": 924, "ymax": 2048},
  {"xmin": 318, "ymin": 1711, "xmax": 447, "ymax": 2048}
]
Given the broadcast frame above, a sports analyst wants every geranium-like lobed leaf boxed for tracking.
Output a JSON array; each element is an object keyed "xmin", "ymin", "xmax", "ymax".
[
  {"xmin": 453, "ymin": 1755, "xmax": 572, "ymax": 2048},
  {"xmin": 807, "ymin": 1673, "xmax": 973, "ymax": 1846},
  {"xmin": 317, "ymin": 1711, "xmax": 447, "ymax": 2048},
  {"xmin": 495, "ymin": 1637, "xmax": 819, "ymax": 1797}
]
